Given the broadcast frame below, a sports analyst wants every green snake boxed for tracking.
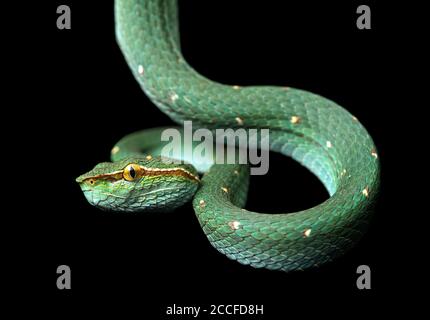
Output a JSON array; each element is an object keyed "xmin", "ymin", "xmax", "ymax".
[{"xmin": 76, "ymin": 0, "xmax": 380, "ymax": 272}]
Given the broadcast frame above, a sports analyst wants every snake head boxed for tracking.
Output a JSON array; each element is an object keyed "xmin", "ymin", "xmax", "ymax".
[{"xmin": 76, "ymin": 156, "xmax": 200, "ymax": 212}]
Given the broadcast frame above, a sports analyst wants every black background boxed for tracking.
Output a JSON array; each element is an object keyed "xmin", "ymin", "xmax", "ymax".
[{"xmin": 12, "ymin": 0, "xmax": 416, "ymax": 317}]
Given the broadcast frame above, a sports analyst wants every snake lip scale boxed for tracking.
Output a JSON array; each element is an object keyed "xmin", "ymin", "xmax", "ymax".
[{"xmin": 76, "ymin": 0, "xmax": 380, "ymax": 272}]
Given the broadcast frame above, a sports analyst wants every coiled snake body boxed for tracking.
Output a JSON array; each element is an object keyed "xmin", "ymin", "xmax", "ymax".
[{"xmin": 77, "ymin": 0, "xmax": 380, "ymax": 272}]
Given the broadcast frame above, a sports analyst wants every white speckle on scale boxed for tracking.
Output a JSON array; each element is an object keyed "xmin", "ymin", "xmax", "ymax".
[
  {"xmin": 232, "ymin": 85, "xmax": 241, "ymax": 90},
  {"xmin": 303, "ymin": 229, "xmax": 312, "ymax": 237},
  {"xmin": 199, "ymin": 199, "xmax": 206, "ymax": 208},
  {"xmin": 221, "ymin": 187, "xmax": 229, "ymax": 193},
  {"xmin": 235, "ymin": 117, "xmax": 244, "ymax": 125},
  {"xmin": 290, "ymin": 116, "xmax": 301, "ymax": 124},
  {"xmin": 326, "ymin": 141, "xmax": 332, "ymax": 148},
  {"xmin": 170, "ymin": 93, "xmax": 179, "ymax": 102},
  {"xmin": 371, "ymin": 149, "xmax": 378, "ymax": 159},
  {"xmin": 111, "ymin": 146, "xmax": 120, "ymax": 155},
  {"xmin": 138, "ymin": 65, "xmax": 144, "ymax": 75},
  {"xmin": 228, "ymin": 221, "xmax": 241, "ymax": 230},
  {"xmin": 362, "ymin": 187, "xmax": 369, "ymax": 197}
]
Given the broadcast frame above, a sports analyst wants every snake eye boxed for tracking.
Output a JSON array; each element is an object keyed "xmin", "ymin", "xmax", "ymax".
[{"xmin": 123, "ymin": 163, "xmax": 142, "ymax": 181}]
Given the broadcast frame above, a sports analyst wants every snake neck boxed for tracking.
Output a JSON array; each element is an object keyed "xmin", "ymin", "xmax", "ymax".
[{"xmin": 115, "ymin": 0, "xmax": 211, "ymax": 121}]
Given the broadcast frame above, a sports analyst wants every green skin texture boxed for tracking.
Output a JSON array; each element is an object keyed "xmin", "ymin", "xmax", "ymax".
[{"xmin": 77, "ymin": 0, "xmax": 380, "ymax": 272}]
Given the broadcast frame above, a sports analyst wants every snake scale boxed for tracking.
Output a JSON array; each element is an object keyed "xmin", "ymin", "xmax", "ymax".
[{"xmin": 76, "ymin": 0, "xmax": 380, "ymax": 272}]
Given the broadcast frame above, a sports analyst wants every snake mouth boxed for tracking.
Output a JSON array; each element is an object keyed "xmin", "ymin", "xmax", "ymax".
[
  {"xmin": 100, "ymin": 192, "xmax": 127, "ymax": 199},
  {"xmin": 79, "ymin": 188, "xmax": 112, "ymax": 209}
]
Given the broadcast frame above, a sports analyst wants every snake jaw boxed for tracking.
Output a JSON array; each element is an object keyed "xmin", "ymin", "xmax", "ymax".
[{"xmin": 78, "ymin": 176, "xmax": 199, "ymax": 212}]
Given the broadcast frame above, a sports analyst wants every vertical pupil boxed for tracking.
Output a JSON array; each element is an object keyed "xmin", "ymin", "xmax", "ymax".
[{"xmin": 128, "ymin": 166, "xmax": 136, "ymax": 178}]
